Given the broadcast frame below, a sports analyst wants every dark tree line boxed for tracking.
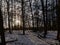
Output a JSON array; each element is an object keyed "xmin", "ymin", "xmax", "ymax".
[
  {"xmin": 0, "ymin": 0, "xmax": 60, "ymax": 45},
  {"xmin": 40, "ymin": 0, "xmax": 60, "ymax": 41}
]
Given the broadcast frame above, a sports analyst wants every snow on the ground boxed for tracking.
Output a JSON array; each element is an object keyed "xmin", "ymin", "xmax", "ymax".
[
  {"xmin": 0, "ymin": 30, "xmax": 60, "ymax": 45},
  {"xmin": 46, "ymin": 31, "xmax": 57, "ymax": 39},
  {"xmin": 6, "ymin": 30, "xmax": 49, "ymax": 45},
  {"xmin": 34, "ymin": 31, "xmax": 59, "ymax": 45}
]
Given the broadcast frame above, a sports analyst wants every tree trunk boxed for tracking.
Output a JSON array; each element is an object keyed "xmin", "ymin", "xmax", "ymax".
[
  {"xmin": 0, "ymin": 8, "xmax": 6, "ymax": 45},
  {"xmin": 21, "ymin": 0, "xmax": 25, "ymax": 35},
  {"xmin": 56, "ymin": 0, "xmax": 60, "ymax": 41},
  {"xmin": 6, "ymin": 0, "xmax": 12, "ymax": 34},
  {"xmin": 29, "ymin": 0, "xmax": 34, "ymax": 31},
  {"xmin": 41, "ymin": 0, "xmax": 47, "ymax": 38}
]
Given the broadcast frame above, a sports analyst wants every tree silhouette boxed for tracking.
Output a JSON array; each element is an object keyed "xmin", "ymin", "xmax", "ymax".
[
  {"xmin": 56, "ymin": 0, "xmax": 60, "ymax": 41},
  {"xmin": 6, "ymin": 0, "xmax": 12, "ymax": 34},
  {"xmin": 29, "ymin": 0, "xmax": 34, "ymax": 31},
  {"xmin": 21, "ymin": 0, "xmax": 25, "ymax": 35},
  {"xmin": 41, "ymin": 0, "xmax": 47, "ymax": 38},
  {"xmin": 0, "ymin": 7, "xmax": 6, "ymax": 45}
]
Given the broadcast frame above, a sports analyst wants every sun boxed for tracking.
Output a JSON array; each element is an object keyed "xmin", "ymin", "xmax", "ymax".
[
  {"xmin": 16, "ymin": 20, "xmax": 20, "ymax": 24},
  {"xmin": 15, "ymin": 20, "xmax": 21, "ymax": 26}
]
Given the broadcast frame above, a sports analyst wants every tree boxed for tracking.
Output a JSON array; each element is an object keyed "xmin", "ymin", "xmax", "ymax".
[
  {"xmin": 0, "ymin": 7, "xmax": 6, "ymax": 45},
  {"xmin": 6, "ymin": 0, "xmax": 12, "ymax": 34},
  {"xmin": 34, "ymin": 0, "xmax": 39, "ymax": 32},
  {"xmin": 41, "ymin": 0, "xmax": 47, "ymax": 38},
  {"xmin": 56, "ymin": 0, "xmax": 60, "ymax": 41},
  {"xmin": 29, "ymin": 0, "xmax": 34, "ymax": 31},
  {"xmin": 21, "ymin": 0, "xmax": 25, "ymax": 35}
]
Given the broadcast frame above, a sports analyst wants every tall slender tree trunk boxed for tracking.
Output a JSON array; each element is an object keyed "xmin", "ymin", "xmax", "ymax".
[
  {"xmin": 21, "ymin": 0, "xmax": 25, "ymax": 35},
  {"xmin": 6, "ymin": 0, "xmax": 12, "ymax": 34},
  {"xmin": 35, "ymin": 0, "xmax": 39, "ymax": 32},
  {"xmin": 57, "ymin": 0, "xmax": 60, "ymax": 41},
  {"xmin": 0, "ymin": 8, "xmax": 6, "ymax": 45},
  {"xmin": 44, "ymin": 0, "xmax": 48, "ymax": 38},
  {"xmin": 29, "ymin": 0, "xmax": 34, "ymax": 31},
  {"xmin": 41, "ymin": 0, "xmax": 47, "ymax": 38}
]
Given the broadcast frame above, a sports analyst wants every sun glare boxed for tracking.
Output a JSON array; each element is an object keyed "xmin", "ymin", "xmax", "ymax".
[{"xmin": 15, "ymin": 20, "xmax": 21, "ymax": 25}]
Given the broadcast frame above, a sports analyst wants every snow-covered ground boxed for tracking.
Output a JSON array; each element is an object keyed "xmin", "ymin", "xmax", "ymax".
[
  {"xmin": 36, "ymin": 31, "xmax": 59, "ymax": 45},
  {"xmin": 0, "ymin": 30, "xmax": 60, "ymax": 45}
]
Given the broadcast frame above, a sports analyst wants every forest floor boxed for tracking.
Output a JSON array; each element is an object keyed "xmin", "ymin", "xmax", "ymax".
[{"xmin": 0, "ymin": 30, "xmax": 60, "ymax": 45}]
